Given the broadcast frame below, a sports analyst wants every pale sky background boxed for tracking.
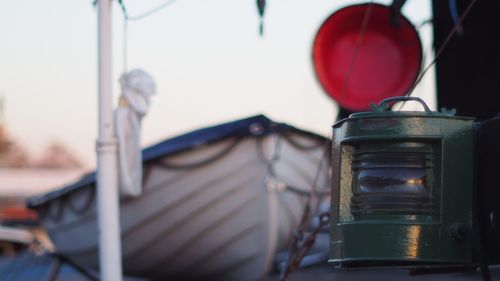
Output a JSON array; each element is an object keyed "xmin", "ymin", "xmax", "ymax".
[{"xmin": 0, "ymin": 0, "xmax": 434, "ymax": 168}]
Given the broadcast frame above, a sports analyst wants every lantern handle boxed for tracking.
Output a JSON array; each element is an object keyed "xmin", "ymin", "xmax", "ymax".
[{"xmin": 374, "ymin": 96, "xmax": 432, "ymax": 113}]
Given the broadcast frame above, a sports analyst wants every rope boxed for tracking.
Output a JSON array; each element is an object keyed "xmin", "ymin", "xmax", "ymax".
[
  {"xmin": 257, "ymin": 132, "xmax": 330, "ymax": 198},
  {"xmin": 123, "ymin": 16, "xmax": 128, "ymax": 72},
  {"xmin": 256, "ymin": 134, "xmax": 282, "ymax": 169},
  {"xmin": 46, "ymin": 199, "xmax": 64, "ymax": 222},
  {"xmin": 154, "ymin": 136, "xmax": 243, "ymax": 170},
  {"xmin": 37, "ymin": 204, "xmax": 47, "ymax": 221},
  {"xmin": 281, "ymin": 132, "xmax": 329, "ymax": 152},
  {"xmin": 117, "ymin": 0, "xmax": 128, "ymax": 74},
  {"xmin": 116, "ymin": 0, "xmax": 179, "ymax": 75},
  {"xmin": 50, "ymin": 252, "xmax": 99, "ymax": 281},
  {"xmin": 280, "ymin": 212, "xmax": 330, "ymax": 281},
  {"xmin": 399, "ymin": 0, "xmax": 478, "ymax": 109},
  {"xmin": 125, "ymin": 0, "xmax": 178, "ymax": 21},
  {"xmin": 280, "ymin": 139, "xmax": 331, "ymax": 281},
  {"xmin": 45, "ymin": 258, "xmax": 62, "ymax": 281},
  {"xmin": 65, "ymin": 186, "xmax": 95, "ymax": 215},
  {"xmin": 256, "ymin": 130, "xmax": 331, "ymax": 280},
  {"xmin": 0, "ymin": 229, "xmax": 97, "ymax": 281},
  {"xmin": 337, "ymin": 2, "xmax": 374, "ymax": 105}
]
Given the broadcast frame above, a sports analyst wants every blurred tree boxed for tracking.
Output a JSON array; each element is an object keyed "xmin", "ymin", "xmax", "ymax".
[
  {"xmin": 0, "ymin": 97, "xmax": 30, "ymax": 168},
  {"xmin": 34, "ymin": 141, "xmax": 83, "ymax": 169}
]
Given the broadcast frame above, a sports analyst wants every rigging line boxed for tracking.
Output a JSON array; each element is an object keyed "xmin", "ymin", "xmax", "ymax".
[
  {"xmin": 334, "ymin": 1, "xmax": 373, "ymax": 123},
  {"xmin": 123, "ymin": 17, "xmax": 128, "ymax": 72},
  {"xmin": 126, "ymin": 0, "xmax": 178, "ymax": 21},
  {"xmin": 117, "ymin": 0, "xmax": 128, "ymax": 72},
  {"xmin": 116, "ymin": 0, "xmax": 179, "ymax": 72},
  {"xmin": 398, "ymin": 0, "xmax": 478, "ymax": 110},
  {"xmin": 337, "ymin": 3, "xmax": 374, "ymax": 101},
  {"xmin": 154, "ymin": 136, "xmax": 243, "ymax": 170},
  {"xmin": 280, "ymin": 144, "xmax": 330, "ymax": 281}
]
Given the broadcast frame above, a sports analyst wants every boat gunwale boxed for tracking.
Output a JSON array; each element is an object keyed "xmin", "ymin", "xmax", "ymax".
[{"xmin": 26, "ymin": 114, "xmax": 329, "ymax": 208}]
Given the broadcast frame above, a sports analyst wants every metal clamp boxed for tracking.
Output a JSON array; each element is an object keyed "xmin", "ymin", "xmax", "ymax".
[{"xmin": 371, "ymin": 96, "xmax": 431, "ymax": 113}]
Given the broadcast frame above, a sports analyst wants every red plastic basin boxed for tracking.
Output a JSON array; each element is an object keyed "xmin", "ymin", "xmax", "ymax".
[{"xmin": 312, "ymin": 3, "xmax": 422, "ymax": 111}]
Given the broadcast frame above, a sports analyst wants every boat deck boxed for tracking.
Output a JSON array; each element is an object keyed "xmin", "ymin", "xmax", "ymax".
[
  {"xmin": 0, "ymin": 252, "xmax": 146, "ymax": 281},
  {"xmin": 2, "ymin": 251, "xmax": 500, "ymax": 281},
  {"xmin": 266, "ymin": 264, "xmax": 500, "ymax": 281}
]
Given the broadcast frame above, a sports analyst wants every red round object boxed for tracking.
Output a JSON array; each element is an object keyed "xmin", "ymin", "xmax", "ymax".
[{"xmin": 312, "ymin": 3, "xmax": 422, "ymax": 111}]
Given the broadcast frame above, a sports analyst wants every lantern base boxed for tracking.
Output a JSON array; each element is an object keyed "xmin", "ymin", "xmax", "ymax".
[{"xmin": 329, "ymin": 222, "xmax": 474, "ymax": 268}]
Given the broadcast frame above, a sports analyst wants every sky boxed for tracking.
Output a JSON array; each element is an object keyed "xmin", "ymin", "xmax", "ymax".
[{"xmin": 0, "ymin": 0, "xmax": 434, "ymax": 168}]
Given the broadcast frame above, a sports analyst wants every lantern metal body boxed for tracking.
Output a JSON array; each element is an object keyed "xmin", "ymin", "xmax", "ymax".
[{"xmin": 330, "ymin": 97, "xmax": 475, "ymax": 269}]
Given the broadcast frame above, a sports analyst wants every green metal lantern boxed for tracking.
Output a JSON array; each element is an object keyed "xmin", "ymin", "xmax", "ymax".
[{"xmin": 330, "ymin": 97, "xmax": 475, "ymax": 269}]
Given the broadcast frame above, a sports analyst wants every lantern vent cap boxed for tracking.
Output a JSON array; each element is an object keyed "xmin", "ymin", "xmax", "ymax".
[{"xmin": 334, "ymin": 97, "xmax": 472, "ymax": 128}]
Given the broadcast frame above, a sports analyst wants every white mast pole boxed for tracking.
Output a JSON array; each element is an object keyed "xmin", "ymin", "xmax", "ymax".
[{"xmin": 97, "ymin": 0, "xmax": 123, "ymax": 280}]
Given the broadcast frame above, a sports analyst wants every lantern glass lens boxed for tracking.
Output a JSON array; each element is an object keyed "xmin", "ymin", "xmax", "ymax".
[
  {"xmin": 356, "ymin": 168, "xmax": 427, "ymax": 194},
  {"xmin": 350, "ymin": 142, "xmax": 433, "ymax": 215}
]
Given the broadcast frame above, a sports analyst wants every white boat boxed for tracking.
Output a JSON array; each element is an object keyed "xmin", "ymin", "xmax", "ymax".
[{"xmin": 27, "ymin": 115, "xmax": 330, "ymax": 280}]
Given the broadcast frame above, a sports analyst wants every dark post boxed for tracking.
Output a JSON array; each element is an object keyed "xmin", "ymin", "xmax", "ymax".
[{"xmin": 432, "ymin": 0, "xmax": 500, "ymax": 120}]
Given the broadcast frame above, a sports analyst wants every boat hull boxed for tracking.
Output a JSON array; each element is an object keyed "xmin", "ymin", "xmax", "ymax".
[{"xmin": 30, "ymin": 117, "xmax": 330, "ymax": 280}]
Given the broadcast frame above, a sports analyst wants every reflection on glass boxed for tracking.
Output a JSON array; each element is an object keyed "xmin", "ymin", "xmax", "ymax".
[
  {"xmin": 354, "ymin": 168, "xmax": 428, "ymax": 195},
  {"xmin": 349, "ymin": 143, "xmax": 434, "ymax": 215}
]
